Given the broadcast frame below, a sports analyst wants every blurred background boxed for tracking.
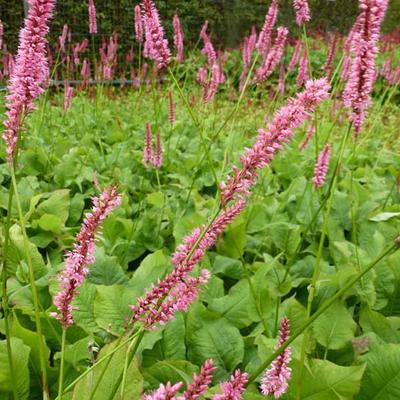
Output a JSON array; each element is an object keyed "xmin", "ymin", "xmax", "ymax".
[{"xmin": 1, "ymin": 0, "xmax": 400, "ymax": 54}]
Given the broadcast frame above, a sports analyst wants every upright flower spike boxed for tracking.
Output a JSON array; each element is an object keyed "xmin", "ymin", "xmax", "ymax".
[
  {"xmin": 293, "ymin": 0, "xmax": 311, "ymax": 26},
  {"xmin": 3, "ymin": 0, "xmax": 55, "ymax": 165},
  {"xmin": 296, "ymin": 50, "xmax": 309, "ymax": 87},
  {"xmin": 313, "ymin": 144, "xmax": 331, "ymax": 188},
  {"xmin": 143, "ymin": 122, "xmax": 153, "ymax": 167},
  {"xmin": 63, "ymin": 81, "xmax": 74, "ymax": 111},
  {"xmin": 141, "ymin": 0, "xmax": 171, "ymax": 69},
  {"xmin": 173, "ymin": 14, "xmax": 184, "ymax": 63},
  {"xmin": 299, "ymin": 124, "xmax": 315, "ymax": 151},
  {"xmin": 256, "ymin": 0, "xmax": 279, "ymax": 57},
  {"xmin": 88, "ymin": 0, "xmax": 97, "ymax": 34},
  {"xmin": 254, "ymin": 26, "xmax": 288, "ymax": 83},
  {"xmin": 342, "ymin": 0, "xmax": 389, "ymax": 134},
  {"xmin": 288, "ymin": 40, "xmax": 302, "ymax": 72},
  {"xmin": 205, "ymin": 63, "xmax": 221, "ymax": 102},
  {"xmin": 168, "ymin": 91, "xmax": 175, "ymax": 126},
  {"xmin": 220, "ymin": 78, "xmax": 330, "ymax": 207},
  {"xmin": 178, "ymin": 359, "xmax": 216, "ymax": 400},
  {"xmin": 323, "ymin": 31, "xmax": 339, "ymax": 78},
  {"xmin": 0, "ymin": 20, "xmax": 3, "ymax": 49},
  {"xmin": 134, "ymin": 4, "xmax": 143, "ymax": 43},
  {"xmin": 260, "ymin": 317, "xmax": 292, "ymax": 398},
  {"xmin": 212, "ymin": 370, "xmax": 249, "ymax": 400},
  {"xmin": 52, "ymin": 187, "xmax": 122, "ymax": 327},
  {"xmin": 152, "ymin": 132, "xmax": 163, "ymax": 168},
  {"xmin": 59, "ymin": 24, "xmax": 68, "ymax": 52}
]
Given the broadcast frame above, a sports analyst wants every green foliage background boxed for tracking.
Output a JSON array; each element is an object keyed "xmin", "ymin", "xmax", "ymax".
[{"xmin": 1, "ymin": 0, "xmax": 400, "ymax": 53}]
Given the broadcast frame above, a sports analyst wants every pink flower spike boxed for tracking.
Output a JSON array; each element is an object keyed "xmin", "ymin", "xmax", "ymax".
[
  {"xmin": 293, "ymin": 0, "xmax": 311, "ymax": 26},
  {"xmin": 3, "ymin": 0, "xmax": 56, "ymax": 165},
  {"xmin": 168, "ymin": 91, "xmax": 175, "ymax": 126},
  {"xmin": 299, "ymin": 124, "xmax": 315, "ymax": 151},
  {"xmin": 178, "ymin": 359, "xmax": 216, "ymax": 400},
  {"xmin": 134, "ymin": 5, "xmax": 143, "ymax": 43},
  {"xmin": 52, "ymin": 186, "xmax": 122, "ymax": 327},
  {"xmin": 288, "ymin": 40, "xmax": 302, "ymax": 72},
  {"xmin": 0, "ymin": 20, "xmax": 3, "ymax": 49},
  {"xmin": 260, "ymin": 317, "xmax": 292, "ymax": 398},
  {"xmin": 143, "ymin": 122, "xmax": 153, "ymax": 167},
  {"xmin": 212, "ymin": 370, "xmax": 249, "ymax": 400},
  {"xmin": 88, "ymin": 0, "xmax": 97, "ymax": 34},
  {"xmin": 342, "ymin": 0, "xmax": 389, "ymax": 134},
  {"xmin": 59, "ymin": 24, "xmax": 69, "ymax": 52},
  {"xmin": 256, "ymin": 0, "xmax": 279, "ymax": 57},
  {"xmin": 152, "ymin": 132, "xmax": 163, "ymax": 168},
  {"xmin": 143, "ymin": 382, "xmax": 183, "ymax": 400},
  {"xmin": 141, "ymin": 0, "xmax": 171, "ymax": 69},
  {"xmin": 296, "ymin": 50, "xmax": 309, "ymax": 87},
  {"xmin": 173, "ymin": 14, "xmax": 184, "ymax": 63},
  {"xmin": 313, "ymin": 144, "xmax": 331, "ymax": 188},
  {"xmin": 63, "ymin": 81, "xmax": 74, "ymax": 112},
  {"xmin": 254, "ymin": 27, "xmax": 288, "ymax": 83}
]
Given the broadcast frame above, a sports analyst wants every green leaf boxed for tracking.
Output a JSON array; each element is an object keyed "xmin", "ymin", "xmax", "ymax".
[
  {"xmin": 0, "ymin": 338, "xmax": 31, "ymax": 400},
  {"xmin": 73, "ymin": 282, "xmax": 98, "ymax": 333},
  {"xmin": 38, "ymin": 213, "xmax": 63, "ymax": 234},
  {"xmin": 87, "ymin": 248, "xmax": 128, "ymax": 286},
  {"xmin": 94, "ymin": 285, "xmax": 133, "ymax": 335},
  {"xmin": 369, "ymin": 212, "xmax": 400, "ymax": 222},
  {"xmin": 73, "ymin": 340, "xmax": 143, "ymax": 399},
  {"xmin": 36, "ymin": 189, "xmax": 70, "ymax": 224},
  {"xmin": 313, "ymin": 300, "xmax": 357, "ymax": 350},
  {"xmin": 268, "ymin": 222, "xmax": 301, "ymax": 256},
  {"xmin": 213, "ymin": 255, "xmax": 244, "ymax": 279},
  {"xmin": 289, "ymin": 359, "xmax": 365, "ymax": 399},
  {"xmin": 208, "ymin": 279, "xmax": 259, "ymax": 328},
  {"xmin": 186, "ymin": 304, "xmax": 244, "ymax": 380},
  {"xmin": 216, "ymin": 218, "xmax": 247, "ymax": 258},
  {"xmin": 358, "ymin": 344, "xmax": 400, "ymax": 399},
  {"xmin": 146, "ymin": 191, "xmax": 165, "ymax": 208}
]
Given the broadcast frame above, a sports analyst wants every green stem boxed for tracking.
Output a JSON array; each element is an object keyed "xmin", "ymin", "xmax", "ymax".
[
  {"xmin": 1, "ymin": 181, "xmax": 19, "ymax": 400},
  {"xmin": 57, "ymin": 328, "xmax": 67, "ymax": 400},
  {"xmin": 119, "ymin": 333, "xmax": 141, "ymax": 399},
  {"xmin": 10, "ymin": 166, "xmax": 49, "ymax": 399},
  {"xmin": 248, "ymin": 240, "xmax": 399, "ymax": 384},
  {"xmin": 296, "ymin": 122, "xmax": 352, "ymax": 398}
]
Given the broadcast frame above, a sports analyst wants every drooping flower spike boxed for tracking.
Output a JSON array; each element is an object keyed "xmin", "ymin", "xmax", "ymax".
[
  {"xmin": 260, "ymin": 317, "xmax": 292, "ymax": 398},
  {"xmin": 3, "ymin": 0, "xmax": 55, "ymax": 164},
  {"xmin": 52, "ymin": 186, "xmax": 122, "ymax": 327}
]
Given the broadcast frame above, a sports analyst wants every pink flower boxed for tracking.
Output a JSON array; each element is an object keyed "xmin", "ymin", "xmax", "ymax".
[
  {"xmin": 0, "ymin": 20, "xmax": 3, "ymax": 49},
  {"xmin": 299, "ymin": 124, "xmax": 315, "ymax": 151},
  {"xmin": 204, "ymin": 63, "xmax": 221, "ymax": 102},
  {"xmin": 178, "ymin": 359, "xmax": 216, "ymax": 400},
  {"xmin": 3, "ymin": 0, "xmax": 55, "ymax": 165},
  {"xmin": 293, "ymin": 0, "xmax": 311, "ymax": 26},
  {"xmin": 200, "ymin": 20, "xmax": 209, "ymax": 41},
  {"xmin": 143, "ymin": 122, "xmax": 153, "ymax": 167},
  {"xmin": 323, "ymin": 31, "xmax": 339, "ymax": 78},
  {"xmin": 260, "ymin": 317, "xmax": 292, "ymax": 399},
  {"xmin": 312, "ymin": 144, "xmax": 331, "ymax": 188},
  {"xmin": 143, "ymin": 382, "xmax": 183, "ymax": 400},
  {"xmin": 152, "ymin": 132, "xmax": 163, "ymax": 168},
  {"xmin": 63, "ymin": 81, "xmax": 74, "ymax": 111},
  {"xmin": 288, "ymin": 40, "xmax": 302, "ymax": 72},
  {"xmin": 81, "ymin": 58, "xmax": 91, "ymax": 84},
  {"xmin": 134, "ymin": 5, "xmax": 143, "ymax": 43},
  {"xmin": 88, "ymin": 0, "xmax": 97, "ymax": 34},
  {"xmin": 212, "ymin": 370, "xmax": 249, "ymax": 400},
  {"xmin": 220, "ymin": 79, "xmax": 330, "ymax": 207},
  {"xmin": 52, "ymin": 187, "xmax": 122, "ymax": 327},
  {"xmin": 342, "ymin": 0, "xmax": 389, "ymax": 133},
  {"xmin": 131, "ymin": 201, "xmax": 246, "ymax": 329},
  {"xmin": 256, "ymin": 0, "xmax": 279, "ymax": 57},
  {"xmin": 296, "ymin": 50, "xmax": 309, "ymax": 87},
  {"xmin": 173, "ymin": 14, "xmax": 184, "ymax": 63},
  {"xmin": 141, "ymin": 0, "xmax": 171, "ymax": 69},
  {"xmin": 201, "ymin": 34, "xmax": 217, "ymax": 66},
  {"xmin": 254, "ymin": 27, "xmax": 288, "ymax": 83},
  {"xmin": 59, "ymin": 24, "xmax": 68, "ymax": 52},
  {"xmin": 196, "ymin": 67, "xmax": 208, "ymax": 87},
  {"xmin": 168, "ymin": 91, "xmax": 175, "ymax": 126}
]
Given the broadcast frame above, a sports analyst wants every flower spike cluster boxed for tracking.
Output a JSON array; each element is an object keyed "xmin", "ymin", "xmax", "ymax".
[
  {"xmin": 256, "ymin": 0, "xmax": 279, "ymax": 57},
  {"xmin": 342, "ymin": 0, "xmax": 389, "ymax": 134},
  {"xmin": 260, "ymin": 317, "xmax": 292, "ymax": 398},
  {"xmin": 220, "ymin": 78, "xmax": 330, "ymax": 207},
  {"xmin": 313, "ymin": 144, "xmax": 331, "ymax": 188},
  {"xmin": 141, "ymin": 0, "xmax": 171, "ymax": 69},
  {"xmin": 143, "ymin": 122, "xmax": 163, "ymax": 169},
  {"xmin": 52, "ymin": 186, "xmax": 122, "ymax": 327},
  {"xmin": 3, "ymin": 0, "xmax": 55, "ymax": 164}
]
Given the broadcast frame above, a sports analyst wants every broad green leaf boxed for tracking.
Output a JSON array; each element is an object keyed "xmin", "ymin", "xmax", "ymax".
[
  {"xmin": 216, "ymin": 218, "xmax": 247, "ymax": 258},
  {"xmin": 288, "ymin": 359, "xmax": 365, "ymax": 399},
  {"xmin": 146, "ymin": 191, "xmax": 165, "ymax": 208},
  {"xmin": 213, "ymin": 255, "xmax": 244, "ymax": 279},
  {"xmin": 369, "ymin": 212, "xmax": 400, "ymax": 222},
  {"xmin": 0, "ymin": 338, "xmax": 30, "ymax": 400},
  {"xmin": 186, "ymin": 304, "xmax": 244, "ymax": 380},
  {"xmin": 94, "ymin": 285, "xmax": 133, "ymax": 335},
  {"xmin": 208, "ymin": 279, "xmax": 259, "ymax": 328},
  {"xmin": 73, "ymin": 340, "xmax": 143, "ymax": 399},
  {"xmin": 36, "ymin": 189, "xmax": 70, "ymax": 223},
  {"xmin": 268, "ymin": 222, "xmax": 301, "ymax": 256},
  {"xmin": 357, "ymin": 344, "xmax": 400, "ymax": 399},
  {"xmin": 313, "ymin": 300, "xmax": 357, "ymax": 350},
  {"xmin": 37, "ymin": 213, "xmax": 63, "ymax": 234},
  {"xmin": 73, "ymin": 282, "xmax": 98, "ymax": 333}
]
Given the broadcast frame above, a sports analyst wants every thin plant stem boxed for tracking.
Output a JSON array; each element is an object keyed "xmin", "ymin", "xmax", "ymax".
[
  {"xmin": 57, "ymin": 328, "xmax": 67, "ymax": 400},
  {"xmin": 248, "ymin": 239, "xmax": 399, "ymax": 384},
  {"xmin": 10, "ymin": 165, "xmax": 49, "ymax": 399},
  {"xmin": 119, "ymin": 333, "xmax": 141, "ymax": 399}
]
